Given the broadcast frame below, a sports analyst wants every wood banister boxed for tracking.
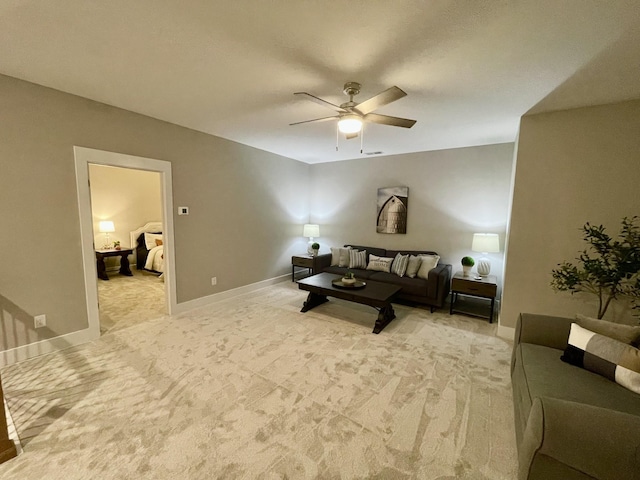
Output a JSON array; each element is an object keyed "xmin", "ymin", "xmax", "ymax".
[{"xmin": 0, "ymin": 373, "xmax": 17, "ymax": 464}]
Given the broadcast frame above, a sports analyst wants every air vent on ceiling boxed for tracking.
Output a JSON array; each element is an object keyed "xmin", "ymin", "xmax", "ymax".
[{"xmin": 365, "ymin": 151, "xmax": 384, "ymax": 156}]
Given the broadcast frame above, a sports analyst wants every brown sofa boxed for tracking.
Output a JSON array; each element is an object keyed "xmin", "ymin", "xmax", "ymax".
[
  {"xmin": 316, "ymin": 245, "xmax": 452, "ymax": 311},
  {"xmin": 512, "ymin": 313, "xmax": 640, "ymax": 480}
]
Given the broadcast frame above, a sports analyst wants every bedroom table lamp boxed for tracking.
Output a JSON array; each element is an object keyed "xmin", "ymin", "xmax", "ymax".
[
  {"xmin": 99, "ymin": 220, "xmax": 115, "ymax": 249},
  {"xmin": 303, "ymin": 224, "xmax": 320, "ymax": 255},
  {"xmin": 471, "ymin": 233, "xmax": 500, "ymax": 277}
]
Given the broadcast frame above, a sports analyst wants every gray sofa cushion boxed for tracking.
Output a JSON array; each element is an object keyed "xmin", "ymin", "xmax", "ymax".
[
  {"xmin": 368, "ymin": 272, "xmax": 428, "ymax": 297},
  {"xmin": 322, "ymin": 266, "xmax": 377, "ymax": 280},
  {"xmin": 514, "ymin": 343, "xmax": 640, "ymax": 437}
]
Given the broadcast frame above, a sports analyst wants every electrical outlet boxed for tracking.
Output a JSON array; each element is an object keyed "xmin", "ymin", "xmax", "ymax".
[
  {"xmin": 34, "ymin": 314, "xmax": 46, "ymax": 329},
  {"xmin": 211, "ymin": 277, "xmax": 217, "ymax": 286}
]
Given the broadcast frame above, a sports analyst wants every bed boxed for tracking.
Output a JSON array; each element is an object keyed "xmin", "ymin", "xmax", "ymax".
[{"xmin": 130, "ymin": 222, "xmax": 164, "ymax": 274}]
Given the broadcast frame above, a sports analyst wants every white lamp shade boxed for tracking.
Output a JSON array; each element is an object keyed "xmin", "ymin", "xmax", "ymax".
[
  {"xmin": 99, "ymin": 221, "xmax": 115, "ymax": 233},
  {"xmin": 337, "ymin": 115, "xmax": 363, "ymax": 134},
  {"xmin": 471, "ymin": 233, "xmax": 499, "ymax": 253},
  {"xmin": 303, "ymin": 224, "xmax": 320, "ymax": 238}
]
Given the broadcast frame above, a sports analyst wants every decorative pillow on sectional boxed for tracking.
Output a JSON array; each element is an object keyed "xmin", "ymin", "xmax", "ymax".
[
  {"xmin": 576, "ymin": 314, "xmax": 640, "ymax": 347},
  {"xmin": 366, "ymin": 254, "xmax": 394, "ymax": 273},
  {"xmin": 144, "ymin": 233, "xmax": 163, "ymax": 250},
  {"xmin": 561, "ymin": 323, "xmax": 640, "ymax": 394},
  {"xmin": 405, "ymin": 255, "xmax": 422, "ymax": 278},
  {"xmin": 391, "ymin": 253, "xmax": 409, "ymax": 277},
  {"xmin": 330, "ymin": 246, "xmax": 351, "ymax": 267},
  {"xmin": 349, "ymin": 249, "xmax": 367, "ymax": 269},
  {"xmin": 416, "ymin": 254, "xmax": 440, "ymax": 280}
]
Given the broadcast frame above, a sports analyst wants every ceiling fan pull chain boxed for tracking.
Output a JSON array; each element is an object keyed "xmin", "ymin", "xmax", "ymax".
[
  {"xmin": 336, "ymin": 123, "xmax": 339, "ymax": 151},
  {"xmin": 360, "ymin": 124, "xmax": 364, "ymax": 154}
]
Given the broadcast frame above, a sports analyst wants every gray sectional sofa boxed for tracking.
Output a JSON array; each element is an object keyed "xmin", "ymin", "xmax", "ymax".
[
  {"xmin": 316, "ymin": 244, "xmax": 452, "ymax": 311},
  {"xmin": 512, "ymin": 313, "xmax": 640, "ymax": 480}
]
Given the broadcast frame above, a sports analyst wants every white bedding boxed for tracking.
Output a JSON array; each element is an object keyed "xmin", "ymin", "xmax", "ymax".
[{"xmin": 144, "ymin": 245, "xmax": 164, "ymax": 273}]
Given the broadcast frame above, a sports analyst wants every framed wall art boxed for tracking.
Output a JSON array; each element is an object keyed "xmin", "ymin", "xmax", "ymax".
[{"xmin": 376, "ymin": 186, "xmax": 408, "ymax": 234}]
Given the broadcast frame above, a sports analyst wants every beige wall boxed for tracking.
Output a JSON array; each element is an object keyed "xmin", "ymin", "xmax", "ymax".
[
  {"xmin": 0, "ymin": 74, "xmax": 309, "ymax": 352},
  {"xmin": 501, "ymin": 99, "xmax": 640, "ymax": 329},
  {"xmin": 89, "ymin": 165, "xmax": 162, "ymax": 267},
  {"xmin": 309, "ymin": 144, "xmax": 515, "ymax": 295}
]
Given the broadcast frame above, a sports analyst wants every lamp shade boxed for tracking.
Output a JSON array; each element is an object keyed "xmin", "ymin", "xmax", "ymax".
[
  {"xmin": 99, "ymin": 221, "xmax": 115, "ymax": 233},
  {"xmin": 471, "ymin": 233, "xmax": 499, "ymax": 253},
  {"xmin": 303, "ymin": 224, "xmax": 319, "ymax": 238}
]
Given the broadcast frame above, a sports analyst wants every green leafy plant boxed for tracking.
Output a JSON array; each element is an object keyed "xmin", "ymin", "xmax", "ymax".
[
  {"xmin": 461, "ymin": 256, "xmax": 475, "ymax": 267},
  {"xmin": 344, "ymin": 271, "xmax": 355, "ymax": 279},
  {"xmin": 113, "ymin": 240, "xmax": 121, "ymax": 247},
  {"xmin": 551, "ymin": 217, "xmax": 640, "ymax": 319},
  {"xmin": 311, "ymin": 242, "xmax": 320, "ymax": 250}
]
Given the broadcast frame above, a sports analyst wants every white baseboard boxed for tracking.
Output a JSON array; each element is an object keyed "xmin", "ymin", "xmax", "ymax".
[
  {"xmin": 174, "ymin": 274, "xmax": 289, "ymax": 315},
  {"xmin": 497, "ymin": 324, "xmax": 515, "ymax": 340},
  {"xmin": 0, "ymin": 327, "xmax": 99, "ymax": 368}
]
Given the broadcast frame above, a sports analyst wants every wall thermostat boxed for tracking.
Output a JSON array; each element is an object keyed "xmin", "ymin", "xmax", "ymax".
[{"xmin": 178, "ymin": 206, "xmax": 189, "ymax": 215}]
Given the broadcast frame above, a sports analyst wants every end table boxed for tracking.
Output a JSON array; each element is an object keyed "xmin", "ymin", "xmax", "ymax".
[
  {"xmin": 449, "ymin": 271, "xmax": 498, "ymax": 323},
  {"xmin": 291, "ymin": 255, "xmax": 321, "ymax": 282}
]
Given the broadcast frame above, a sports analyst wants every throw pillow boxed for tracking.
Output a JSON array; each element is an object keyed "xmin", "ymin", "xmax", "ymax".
[
  {"xmin": 416, "ymin": 254, "xmax": 440, "ymax": 280},
  {"xmin": 349, "ymin": 249, "xmax": 367, "ymax": 269},
  {"xmin": 366, "ymin": 254, "xmax": 394, "ymax": 273},
  {"xmin": 405, "ymin": 255, "xmax": 422, "ymax": 278},
  {"xmin": 391, "ymin": 253, "xmax": 409, "ymax": 277},
  {"xmin": 576, "ymin": 314, "xmax": 640, "ymax": 347},
  {"xmin": 155, "ymin": 239, "xmax": 163, "ymax": 246},
  {"xmin": 561, "ymin": 323, "xmax": 640, "ymax": 395},
  {"xmin": 144, "ymin": 233, "xmax": 163, "ymax": 250},
  {"xmin": 330, "ymin": 246, "xmax": 351, "ymax": 267}
]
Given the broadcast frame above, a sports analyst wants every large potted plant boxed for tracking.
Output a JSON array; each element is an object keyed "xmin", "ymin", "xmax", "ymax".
[{"xmin": 551, "ymin": 216, "xmax": 640, "ymax": 319}]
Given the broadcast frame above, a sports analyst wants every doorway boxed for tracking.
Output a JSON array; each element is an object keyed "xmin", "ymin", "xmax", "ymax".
[{"xmin": 74, "ymin": 147, "xmax": 177, "ymax": 340}]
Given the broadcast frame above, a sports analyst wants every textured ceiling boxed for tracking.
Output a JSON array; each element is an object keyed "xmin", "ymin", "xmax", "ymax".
[{"xmin": 1, "ymin": 1, "xmax": 639, "ymax": 163}]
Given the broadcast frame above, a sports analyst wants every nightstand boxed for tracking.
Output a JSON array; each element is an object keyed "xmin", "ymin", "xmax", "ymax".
[
  {"xmin": 291, "ymin": 255, "xmax": 320, "ymax": 282},
  {"xmin": 449, "ymin": 271, "xmax": 498, "ymax": 323},
  {"xmin": 95, "ymin": 248, "xmax": 134, "ymax": 280}
]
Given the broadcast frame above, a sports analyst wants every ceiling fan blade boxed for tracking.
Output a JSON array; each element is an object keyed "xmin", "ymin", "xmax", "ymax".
[
  {"xmin": 354, "ymin": 86, "xmax": 407, "ymax": 115},
  {"xmin": 364, "ymin": 113, "xmax": 416, "ymax": 128},
  {"xmin": 289, "ymin": 115, "xmax": 338, "ymax": 126},
  {"xmin": 345, "ymin": 132, "xmax": 359, "ymax": 140},
  {"xmin": 294, "ymin": 92, "xmax": 347, "ymax": 112}
]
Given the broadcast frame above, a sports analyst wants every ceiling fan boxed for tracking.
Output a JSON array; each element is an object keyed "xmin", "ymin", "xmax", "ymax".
[{"xmin": 290, "ymin": 82, "xmax": 417, "ymax": 141}]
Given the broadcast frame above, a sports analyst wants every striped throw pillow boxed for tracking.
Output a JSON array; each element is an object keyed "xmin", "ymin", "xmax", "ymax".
[
  {"xmin": 349, "ymin": 249, "xmax": 367, "ymax": 269},
  {"xmin": 562, "ymin": 323, "xmax": 640, "ymax": 394},
  {"xmin": 391, "ymin": 253, "xmax": 409, "ymax": 277}
]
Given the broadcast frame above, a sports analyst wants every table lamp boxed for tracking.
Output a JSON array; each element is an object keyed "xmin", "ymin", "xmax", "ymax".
[
  {"xmin": 99, "ymin": 221, "xmax": 115, "ymax": 249},
  {"xmin": 471, "ymin": 233, "xmax": 500, "ymax": 276},
  {"xmin": 303, "ymin": 224, "xmax": 320, "ymax": 255}
]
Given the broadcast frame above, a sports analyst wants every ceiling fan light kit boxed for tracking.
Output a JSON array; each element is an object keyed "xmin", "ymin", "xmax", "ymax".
[{"xmin": 291, "ymin": 81, "xmax": 416, "ymax": 153}]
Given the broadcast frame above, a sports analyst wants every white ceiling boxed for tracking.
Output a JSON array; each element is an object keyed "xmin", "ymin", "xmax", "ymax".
[{"xmin": 1, "ymin": 1, "xmax": 640, "ymax": 164}]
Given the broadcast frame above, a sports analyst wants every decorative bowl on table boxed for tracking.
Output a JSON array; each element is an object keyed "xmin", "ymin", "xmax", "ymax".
[{"xmin": 342, "ymin": 277, "xmax": 356, "ymax": 285}]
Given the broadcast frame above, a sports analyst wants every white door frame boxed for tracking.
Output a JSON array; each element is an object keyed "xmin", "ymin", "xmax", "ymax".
[{"xmin": 74, "ymin": 146, "xmax": 177, "ymax": 338}]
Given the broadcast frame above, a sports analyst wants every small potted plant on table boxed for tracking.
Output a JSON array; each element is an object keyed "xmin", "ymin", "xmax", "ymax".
[
  {"xmin": 461, "ymin": 256, "xmax": 474, "ymax": 277},
  {"xmin": 311, "ymin": 242, "xmax": 320, "ymax": 256},
  {"xmin": 342, "ymin": 270, "xmax": 356, "ymax": 285},
  {"xmin": 113, "ymin": 240, "xmax": 121, "ymax": 251}
]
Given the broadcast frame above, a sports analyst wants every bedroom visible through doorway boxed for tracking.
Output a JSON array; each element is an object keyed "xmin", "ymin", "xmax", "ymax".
[{"xmin": 88, "ymin": 164, "xmax": 167, "ymax": 333}]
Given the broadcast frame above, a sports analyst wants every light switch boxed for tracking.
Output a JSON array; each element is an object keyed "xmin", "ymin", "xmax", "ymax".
[{"xmin": 178, "ymin": 206, "xmax": 189, "ymax": 215}]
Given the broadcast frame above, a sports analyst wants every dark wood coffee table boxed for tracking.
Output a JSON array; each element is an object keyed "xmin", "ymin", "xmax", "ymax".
[{"xmin": 297, "ymin": 272, "xmax": 401, "ymax": 334}]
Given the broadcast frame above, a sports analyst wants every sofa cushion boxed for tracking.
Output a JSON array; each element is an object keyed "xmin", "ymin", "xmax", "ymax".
[
  {"xmin": 515, "ymin": 343, "xmax": 640, "ymax": 420},
  {"xmin": 416, "ymin": 254, "xmax": 440, "ymax": 280},
  {"xmin": 348, "ymin": 249, "xmax": 367, "ymax": 269},
  {"xmin": 391, "ymin": 253, "xmax": 409, "ymax": 277},
  {"xmin": 405, "ymin": 255, "xmax": 422, "ymax": 278},
  {"xmin": 562, "ymin": 323, "xmax": 640, "ymax": 394},
  {"xmin": 346, "ymin": 245, "xmax": 387, "ymax": 260},
  {"xmin": 369, "ymin": 272, "xmax": 428, "ymax": 297},
  {"xmin": 576, "ymin": 314, "xmax": 640, "ymax": 347},
  {"xmin": 330, "ymin": 246, "xmax": 351, "ymax": 267},
  {"xmin": 366, "ymin": 254, "xmax": 394, "ymax": 273},
  {"xmin": 323, "ymin": 266, "xmax": 376, "ymax": 280}
]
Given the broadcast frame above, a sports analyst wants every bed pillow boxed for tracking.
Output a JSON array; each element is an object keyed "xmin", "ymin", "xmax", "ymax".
[
  {"xmin": 391, "ymin": 253, "xmax": 409, "ymax": 277},
  {"xmin": 349, "ymin": 249, "xmax": 367, "ymax": 269},
  {"xmin": 144, "ymin": 233, "xmax": 163, "ymax": 250},
  {"xmin": 576, "ymin": 314, "xmax": 640, "ymax": 347},
  {"xmin": 405, "ymin": 255, "xmax": 422, "ymax": 278},
  {"xmin": 330, "ymin": 246, "xmax": 351, "ymax": 267},
  {"xmin": 416, "ymin": 254, "xmax": 440, "ymax": 280},
  {"xmin": 366, "ymin": 254, "xmax": 394, "ymax": 273},
  {"xmin": 561, "ymin": 323, "xmax": 640, "ymax": 395}
]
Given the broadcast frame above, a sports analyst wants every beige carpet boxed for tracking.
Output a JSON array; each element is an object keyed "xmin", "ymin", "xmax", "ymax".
[{"xmin": 0, "ymin": 280, "xmax": 517, "ymax": 479}]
